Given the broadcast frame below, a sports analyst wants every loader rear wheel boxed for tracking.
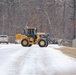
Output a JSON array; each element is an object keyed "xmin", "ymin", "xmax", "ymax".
[
  {"xmin": 38, "ymin": 39, "xmax": 47, "ymax": 47},
  {"xmin": 21, "ymin": 39, "xmax": 29, "ymax": 47}
]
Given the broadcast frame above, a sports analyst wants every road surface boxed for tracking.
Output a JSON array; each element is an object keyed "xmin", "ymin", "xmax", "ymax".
[{"xmin": 0, "ymin": 44, "xmax": 76, "ymax": 75}]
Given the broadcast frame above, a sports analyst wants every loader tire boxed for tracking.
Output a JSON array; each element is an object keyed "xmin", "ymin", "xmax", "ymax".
[
  {"xmin": 38, "ymin": 39, "xmax": 47, "ymax": 47},
  {"xmin": 21, "ymin": 39, "xmax": 29, "ymax": 47},
  {"xmin": 28, "ymin": 44, "xmax": 32, "ymax": 47},
  {"xmin": 45, "ymin": 41, "xmax": 48, "ymax": 47}
]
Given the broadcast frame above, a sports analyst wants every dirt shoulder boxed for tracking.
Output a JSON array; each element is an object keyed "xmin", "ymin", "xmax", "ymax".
[{"xmin": 55, "ymin": 47, "xmax": 76, "ymax": 58}]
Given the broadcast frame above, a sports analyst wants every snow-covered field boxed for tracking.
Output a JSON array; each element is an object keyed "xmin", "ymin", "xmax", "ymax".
[{"xmin": 0, "ymin": 44, "xmax": 76, "ymax": 75}]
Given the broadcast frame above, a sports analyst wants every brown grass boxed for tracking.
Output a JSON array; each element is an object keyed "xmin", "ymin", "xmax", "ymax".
[{"xmin": 55, "ymin": 47, "xmax": 76, "ymax": 58}]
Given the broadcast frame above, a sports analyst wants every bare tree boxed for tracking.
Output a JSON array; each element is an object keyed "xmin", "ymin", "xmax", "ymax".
[
  {"xmin": 44, "ymin": 0, "xmax": 52, "ymax": 35},
  {"xmin": 62, "ymin": 0, "xmax": 66, "ymax": 33},
  {"xmin": 69, "ymin": 0, "xmax": 76, "ymax": 39},
  {"xmin": 73, "ymin": 0, "xmax": 76, "ymax": 38}
]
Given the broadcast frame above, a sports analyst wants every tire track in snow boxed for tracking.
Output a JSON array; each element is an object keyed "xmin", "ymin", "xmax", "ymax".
[
  {"xmin": 19, "ymin": 46, "xmax": 53, "ymax": 75},
  {"xmin": 18, "ymin": 46, "xmax": 63, "ymax": 75},
  {"xmin": 33, "ymin": 47, "xmax": 56, "ymax": 75}
]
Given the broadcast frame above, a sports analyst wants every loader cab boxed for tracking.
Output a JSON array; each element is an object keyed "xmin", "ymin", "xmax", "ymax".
[
  {"xmin": 27, "ymin": 28, "xmax": 37, "ymax": 35},
  {"xmin": 26, "ymin": 28, "xmax": 37, "ymax": 38}
]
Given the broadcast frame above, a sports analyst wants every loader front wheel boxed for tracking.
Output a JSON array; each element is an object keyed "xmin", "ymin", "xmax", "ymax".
[
  {"xmin": 38, "ymin": 39, "xmax": 47, "ymax": 47},
  {"xmin": 45, "ymin": 41, "xmax": 48, "ymax": 47},
  {"xmin": 21, "ymin": 39, "xmax": 29, "ymax": 47}
]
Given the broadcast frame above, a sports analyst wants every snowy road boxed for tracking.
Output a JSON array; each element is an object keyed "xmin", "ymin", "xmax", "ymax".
[{"xmin": 0, "ymin": 44, "xmax": 76, "ymax": 75}]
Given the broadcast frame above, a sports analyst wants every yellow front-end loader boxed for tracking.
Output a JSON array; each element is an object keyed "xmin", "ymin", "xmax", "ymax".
[{"xmin": 15, "ymin": 26, "xmax": 50, "ymax": 47}]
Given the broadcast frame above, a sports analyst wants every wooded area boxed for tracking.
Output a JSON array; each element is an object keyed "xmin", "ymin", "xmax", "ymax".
[{"xmin": 0, "ymin": 0, "xmax": 76, "ymax": 40}]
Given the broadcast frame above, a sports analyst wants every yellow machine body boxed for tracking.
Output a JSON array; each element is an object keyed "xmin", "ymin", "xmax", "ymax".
[
  {"xmin": 15, "ymin": 26, "xmax": 50, "ymax": 47},
  {"xmin": 15, "ymin": 33, "xmax": 41, "ymax": 44}
]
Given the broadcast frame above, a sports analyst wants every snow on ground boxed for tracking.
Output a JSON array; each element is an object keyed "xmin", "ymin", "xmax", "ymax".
[{"xmin": 0, "ymin": 44, "xmax": 76, "ymax": 75}]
